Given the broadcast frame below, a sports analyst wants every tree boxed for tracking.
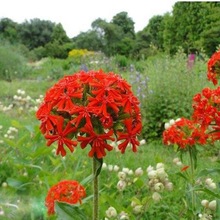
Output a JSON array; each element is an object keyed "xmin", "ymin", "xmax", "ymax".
[
  {"xmin": 19, "ymin": 18, "xmax": 55, "ymax": 49},
  {"xmin": 0, "ymin": 18, "xmax": 19, "ymax": 42},
  {"xmin": 112, "ymin": 12, "xmax": 135, "ymax": 39}
]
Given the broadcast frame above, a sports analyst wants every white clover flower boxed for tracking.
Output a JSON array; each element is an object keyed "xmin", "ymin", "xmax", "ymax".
[
  {"xmin": 122, "ymin": 167, "xmax": 130, "ymax": 174},
  {"xmin": 2, "ymin": 182, "xmax": 7, "ymax": 187},
  {"xmin": 156, "ymin": 168, "xmax": 167, "ymax": 181},
  {"xmin": 0, "ymin": 210, "xmax": 4, "ymax": 216},
  {"xmin": 173, "ymin": 157, "xmax": 180, "ymax": 164},
  {"xmin": 133, "ymin": 205, "xmax": 143, "ymax": 214},
  {"xmin": 119, "ymin": 211, "xmax": 129, "ymax": 220},
  {"xmin": 105, "ymin": 206, "xmax": 117, "ymax": 218},
  {"xmin": 201, "ymin": 199, "xmax": 209, "ymax": 207},
  {"xmin": 154, "ymin": 182, "xmax": 164, "ymax": 192},
  {"xmin": 156, "ymin": 163, "xmax": 164, "ymax": 169},
  {"xmin": 208, "ymin": 182, "xmax": 216, "ymax": 190},
  {"xmin": 148, "ymin": 170, "xmax": 157, "ymax": 179},
  {"xmin": 205, "ymin": 178, "xmax": 213, "ymax": 185},
  {"xmin": 118, "ymin": 171, "xmax": 126, "ymax": 180},
  {"xmin": 117, "ymin": 180, "xmax": 127, "ymax": 191},
  {"xmin": 135, "ymin": 167, "xmax": 143, "ymax": 177},
  {"xmin": 152, "ymin": 192, "xmax": 162, "ymax": 202},
  {"xmin": 165, "ymin": 182, "xmax": 173, "ymax": 191},
  {"xmin": 146, "ymin": 165, "xmax": 154, "ymax": 173},
  {"xmin": 169, "ymin": 119, "xmax": 175, "ymax": 125},
  {"xmin": 113, "ymin": 165, "xmax": 120, "ymax": 172},
  {"xmin": 176, "ymin": 161, "xmax": 183, "ymax": 166},
  {"xmin": 208, "ymin": 200, "xmax": 216, "ymax": 211},
  {"xmin": 108, "ymin": 165, "xmax": 113, "ymax": 171},
  {"xmin": 102, "ymin": 163, "xmax": 107, "ymax": 170},
  {"xmin": 127, "ymin": 169, "xmax": 133, "ymax": 176},
  {"xmin": 139, "ymin": 139, "xmax": 146, "ymax": 145},
  {"xmin": 164, "ymin": 122, "xmax": 170, "ymax": 129}
]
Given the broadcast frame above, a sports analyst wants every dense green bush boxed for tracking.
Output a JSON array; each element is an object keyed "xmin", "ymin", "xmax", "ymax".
[{"xmin": 0, "ymin": 42, "xmax": 28, "ymax": 81}]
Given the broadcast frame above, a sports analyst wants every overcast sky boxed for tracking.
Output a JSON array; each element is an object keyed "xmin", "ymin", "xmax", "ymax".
[{"xmin": 0, "ymin": 0, "xmax": 178, "ymax": 38}]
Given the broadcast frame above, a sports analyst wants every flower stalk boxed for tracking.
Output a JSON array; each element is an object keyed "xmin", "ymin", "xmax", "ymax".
[{"xmin": 93, "ymin": 156, "xmax": 99, "ymax": 220}]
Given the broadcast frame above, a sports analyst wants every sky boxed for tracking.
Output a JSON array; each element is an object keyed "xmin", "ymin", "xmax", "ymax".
[{"xmin": 0, "ymin": 0, "xmax": 178, "ymax": 38}]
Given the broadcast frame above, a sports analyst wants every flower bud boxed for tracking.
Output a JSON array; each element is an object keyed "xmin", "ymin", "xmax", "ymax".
[
  {"xmin": 156, "ymin": 168, "xmax": 167, "ymax": 180},
  {"xmin": 164, "ymin": 122, "xmax": 170, "ymax": 129},
  {"xmin": 133, "ymin": 205, "xmax": 143, "ymax": 214},
  {"xmin": 165, "ymin": 182, "xmax": 173, "ymax": 191},
  {"xmin": 152, "ymin": 192, "xmax": 161, "ymax": 202},
  {"xmin": 146, "ymin": 165, "xmax": 154, "ymax": 173},
  {"xmin": 156, "ymin": 163, "xmax": 164, "ymax": 169},
  {"xmin": 154, "ymin": 182, "xmax": 164, "ymax": 192},
  {"xmin": 208, "ymin": 182, "xmax": 216, "ymax": 190},
  {"xmin": 117, "ymin": 180, "xmax": 127, "ymax": 191},
  {"xmin": 106, "ymin": 206, "xmax": 117, "ymax": 218},
  {"xmin": 205, "ymin": 178, "xmax": 213, "ymax": 185},
  {"xmin": 135, "ymin": 167, "xmax": 143, "ymax": 177},
  {"xmin": 139, "ymin": 139, "xmax": 146, "ymax": 145},
  {"xmin": 148, "ymin": 170, "xmax": 157, "ymax": 179},
  {"xmin": 113, "ymin": 165, "xmax": 120, "ymax": 172},
  {"xmin": 108, "ymin": 165, "xmax": 113, "ymax": 171},
  {"xmin": 201, "ymin": 199, "xmax": 209, "ymax": 207},
  {"xmin": 208, "ymin": 200, "xmax": 216, "ymax": 211},
  {"xmin": 118, "ymin": 171, "xmax": 126, "ymax": 180}
]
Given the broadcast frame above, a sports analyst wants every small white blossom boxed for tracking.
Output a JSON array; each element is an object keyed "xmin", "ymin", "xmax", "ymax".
[
  {"xmin": 208, "ymin": 200, "xmax": 216, "ymax": 211},
  {"xmin": 118, "ymin": 171, "xmax": 126, "ymax": 180},
  {"xmin": 106, "ymin": 206, "xmax": 117, "ymax": 218},
  {"xmin": 117, "ymin": 180, "xmax": 127, "ymax": 191},
  {"xmin": 152, "ymin": 192, "xmax": 162, "ymax": 202},
  {"xmin": 135, "ymin": 167, "xmax": 143, "ymax": 176}
]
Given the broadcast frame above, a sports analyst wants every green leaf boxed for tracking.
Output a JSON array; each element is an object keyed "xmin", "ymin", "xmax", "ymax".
[
  {"xmin": 55, "ymin": 202, "xmax": 88, "ymax": 220},
  {"xmin": 197, "ymin": 168, "xmax": 220, "ymax": 178}
]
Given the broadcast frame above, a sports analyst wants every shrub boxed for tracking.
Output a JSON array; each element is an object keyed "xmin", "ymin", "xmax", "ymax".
[{"xmin": 0, "ymin": 42, "xmax": 28, "ymax": 81}]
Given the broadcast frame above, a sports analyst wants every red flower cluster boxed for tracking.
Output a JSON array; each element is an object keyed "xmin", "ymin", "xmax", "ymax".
[
  {"xmin": 207, "ymin": 50, "xmax": 220, "ymax": 85},
  {"xmin": 163, "ymin": 51, "xmax": 220, "ymax": 150},
  {"xmin": 45, "ymin": 180, "xmax": 86, "ymax": 215},
  {"xmin": 36, "ymin": 70, "xmax": 142, "ymax": 158},
  {"xmin": 163, "ymin": 118, "xmax": 207, "ymax": 149}
]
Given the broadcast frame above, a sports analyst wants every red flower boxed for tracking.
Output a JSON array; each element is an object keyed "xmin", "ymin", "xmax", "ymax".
[
  {"xmin": 45, "ymin": 118, "xmax": 77, "ymax": 156},
  {"xmin": 45, "ymin": 180, "xmax": 86, "ymax": 215},
  {"xmin": 36, "ymin": 70, "xmax": 142, "ymax": 158},
  {"xmin": 162, "ymin": 118, "xmax": 208, "ymax": 150},
  {"xmin": 117, "ymin": 118, "xmax": 142, "ymax": 153},
  {"xmin": 207, "ymin": 50, "xmax": 220, "ymax": 85},
  {"xmin": 77, "ymin": 124, "xmax": 115, "ymax": 158}
]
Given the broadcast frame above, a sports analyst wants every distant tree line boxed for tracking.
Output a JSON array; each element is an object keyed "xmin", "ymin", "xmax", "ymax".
[{"xmin": 1, "ymin": 2, "xmax": 220, "ymax": 60}]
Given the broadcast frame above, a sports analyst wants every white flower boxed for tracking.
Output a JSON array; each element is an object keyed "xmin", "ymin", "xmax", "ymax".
[
  {"xmin": 156, "ymin": 163, "xmax": 164, "ymax": 169},
  {"xmin": 135, "ymin": 167, "xmax": 143, "ymax": 176},
  {"xmin": 102, "ymin": 163, "xmax": 107, "ymax": 170},
  {"xmin": 108, "ymin": 165, "xmax": 113, "ymax": 171},
  {"xmin": 164, "ymin": 122, "xmax": 170, "ymax": 129},
  {"xmin": 173, "ymin": 157, "xmax": 180, "ymax": 164},
  {"xmin": 117, "ymin": 180, "xmax": 127, "ymax": 191},
  {"xmin": 113, "ymin": 165, "xmax": 120, "ymax": 172},
  {"xmin": 146, "ymin": 165, "xmax": 154, "ymax": 173},
  {"xmin": 152, "ymin": 192, "xmax": 162, "ymax": 202},
  {"xmin": 154, "ymin": 182, "xmax": 164, "ymax": 192},
  {"xmin": 165, "ymin": 182, "xmax": 173, "ymax": 191},
  {"xmin": 208, "ymin": 200, "xmax": 216, "ymax": 211},
  {"xmin": 118, "ymin": 171, "xmax": 126, "ymax": 180},
  {"xmin": 122, "ymin": 167, "xmax": 130, "ymax": 174},
  {"xmin": 139, "ymin": 139, "xmax": 146, "ymax": 145},
  {"xmin": 156, "ymin": 168, "xmax": 167, "ymax": 181},
  {"xmin": 169, "ymin": 119, "xmax": 175, "ymax": 125},
  {"xmin": 148, "ymin": 170, "xmax": 157, "ymax": 179},
  {"xmin": 105, "ymin": 206, "xmax": 117, "ymax": 218},
  {"xmin": 208, "ymin": 182, "xmax": 216, "ymax": 190},
  {"xmin": 201, "ymin": 199, "xmax": 209, "ymax": 208},
  {"xmin": 205, "ymin": 178, "xmax": 213, "ymax": 185},
  {"xmin": 127, "ymin": 170, "xmax": 133, "ymax": 176},
  {"xmin": 133, "ymin": 205, "xmax": 143, "ymax": 214}
]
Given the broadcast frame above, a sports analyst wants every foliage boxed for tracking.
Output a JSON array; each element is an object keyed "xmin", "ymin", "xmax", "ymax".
[
  {"xmin": 131, "ymin": 49, "xmax": 210, "ymax": 142},
  {"xmin": 0, "ymin": 42, "xmax": 29, "ymax": 81}
]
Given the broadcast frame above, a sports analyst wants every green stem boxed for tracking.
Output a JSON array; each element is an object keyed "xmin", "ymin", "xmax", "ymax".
[
  {"xmin": 188, "ymin": 147, "xmax": 196, "ymax": 220},
  {"xmin": 93, "ymin": 157, "xmax": 99, "ymax": 220}
]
